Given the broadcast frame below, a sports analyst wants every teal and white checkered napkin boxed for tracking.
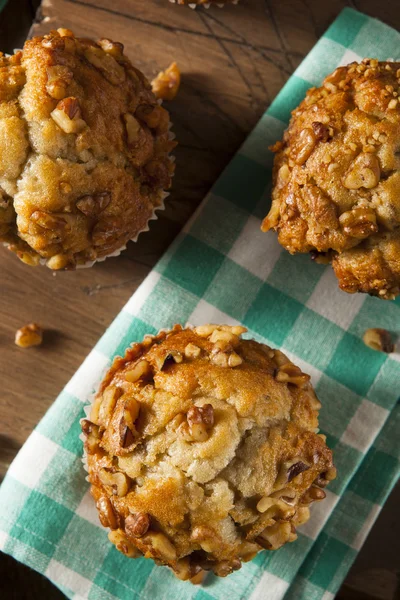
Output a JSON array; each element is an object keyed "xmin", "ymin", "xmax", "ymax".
[{"xmin": 1, "ymin": 7, "xmax": 399, "ymax": 600}]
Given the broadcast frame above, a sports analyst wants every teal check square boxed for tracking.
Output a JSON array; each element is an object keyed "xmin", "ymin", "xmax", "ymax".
[
  {"xmin": 244, "ymin": 283, "xmax": 303, "ymax": 346},
  {"xmin": 374, "ymin": 403, "xmax": 400, "ymax": 457},
  {"xmin": 254, "ymin": 533, "xmax": 312, "ymax": 582},
  {"xmin": 163, "ymin": 235, "xmax": 225, "ymax": 297},
  {"xmin": 138, "ymin": 277, "xmax": 198, "ymax": 330},
  {"xmin": 323, "ymin": 439, "xmax": 362, "ymax": 495},
  {"xmin": 37, "ymin": 392, "xmax": 84, "ymax": 446},
  {"xmin": 240, "ymin": 113, "xmax": 286, "ymax": 167},
  {"xmin": 325, "ymin": 490, "xmax": 373, "ymax": 546},
  {"xmin": 366, "ymin": 358, "xmax": 400, "ymax": 410},
  {"xmin": 316, "ymin": 375, "xmax": 362, "ymax": 440},
  {"xmin": 268, "ymin": 76, "xmax": 311, "ymax": 124},
  {"xmin": 10, "ymin": 491, "xmax": 73, "ymax": 557},
  {"xmin": 284, "ymin": 577, "xmax": 326, "ymax": 600},
  {"xmin": 54, "ymin": 515, "xmax": 110, "ymax": 580},
  {"xmin": 204, "ymin": 258, "xmax": 262, "ymax": 321},
  {"xmin": 349, "ymin": 448, "xmax": 399, "ymax": 504},
  {"xmin": 36, "ymin": 448, "xmax": 87, "ymax": 512},
  {"xmin": 62, "ymin": 407, "xmax": 85, "ymax": 455},
  {"xmin": 283, "ymin": 308, "xmax": 344, "ymax": 371},
  {"xmin": 189, "ymin": 195, "xmax": 249, "ymax": 256},
  {"xmin": 212, "ymin": 155, "xmax": 271, "ymax": 212},
  {"xmin": 325, "ymin": 7, "xmax": 368, "ymax": 47},
  {"xmin": 302, "ymin": 533, "xmax": 349, "ymax": 589},
  {"xmin": 348, "ymin": 294, "xmax": 400, "ymax": 338},
  {"xmin": 326, "ymin": 332, "xmax": 386, "ymax": 397},
  {"xmin": 267, "ymin": 253, "xmax": 325, "ymax": 304},
  {"xmin": 96, "ymin": 312, "xmax": 155, "ymax": 360},
  {"xmin": 194, "ymin": 591, "xmax": 216, "ymax": 600}
]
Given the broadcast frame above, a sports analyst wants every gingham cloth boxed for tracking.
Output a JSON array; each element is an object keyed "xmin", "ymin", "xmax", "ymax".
[{"xmin": 1, "ymin": 7, "xmax": 399, "ymax": 600}]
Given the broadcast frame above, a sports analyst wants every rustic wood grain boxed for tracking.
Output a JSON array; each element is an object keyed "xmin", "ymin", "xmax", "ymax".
[{"xmin": 0, "ymin": 0, "xmax": 399, "ymax": 598}]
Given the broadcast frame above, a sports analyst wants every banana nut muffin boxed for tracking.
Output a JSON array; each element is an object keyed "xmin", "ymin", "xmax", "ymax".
[
  {"xmin": 0, "ymin": 28, "xmax": 175, "ymax": 270},
  {"xmin": 81, "ymin": 324, "xmax": 336, "ymax": 581},
  {"xmin": 262, "ymin": 59, "xmax": 400, "ymax": 299}
]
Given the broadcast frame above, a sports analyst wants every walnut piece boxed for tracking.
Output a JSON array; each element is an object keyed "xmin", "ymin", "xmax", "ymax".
[
  {"xmin": 51, "ymin": 97, "xmax": 87, "ymax": 134},
  {"xmin": 363, "ymin": 328, "xmax": 394, "ymax": 353},
  {"xmin": 151, "ymin": 62, "xmax": 181, "ymax": 101},
  {"xmin": 125, "ymin": 512, "xmax": 150, "ymax": 538},
  {"xmin": 15, "ymin": 323, "xmax": 43, "ymax": 348}
]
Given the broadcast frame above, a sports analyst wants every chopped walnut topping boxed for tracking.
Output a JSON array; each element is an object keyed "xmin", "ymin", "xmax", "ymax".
[
  {"xmin": 76, "ymin": 192, "xmax": 111, "ymax": 216},
  {"xmin": 143, "ymin": 531, "xmax": 177, "ymax": 561},
  {"xmin": 300, "ymin": 486, "xmax": 326, "ymax": 504},
  {"xmin": 125, "ymin": 512, "xmax": 150, "ymax": 538},
  {"xmin": 291, "ymin": 128, "xmax": 316, "ymax": 165},
  {"xmin": 255, "ymin": 521, "xmax": 293, "ymax": 550},
  {"xmin": 108, "ymin": 530, "xmax": 141, "ymax": 558},
  {"xmin": 151, "ymin": 62, "xmax": 181, "ymax": 101},
  {"xmin": 15, "ymin": 323, "xmax": 43, "ymax": 348},
  {"xmin": 123, "ymin": 113, "xmax": 141, "ymax": 145},
  {"xmin": 81, "ymin": 419, "xmax": 100, "ymax": 454},
  {"xmin": 96, "ymin": 496, "xmax": 118, "ymax": 530},
  {"xmin": 99, "ymin": 469, "xmax": 130, "ymax": 497},
  {"xmin": 275, "ymin": 363, "xmax": 310, "ymax": 388},
  {"xmin": 339, "ymin": 207, "xmax": 377, "ymax": 239},
  {"xmin": 179, "ymin": 404, "xmax": 214, "ymax": 443},
  {"xmin": 312, "ymin": 121, "xmax": 330, "ymax": 142},
  {"xmin": 119, "ymin": 397, "xmax": 140, "ymax": 448},
  {"xmin": 51, "ymin": 97, "xmax": 87, "ymax": 133},
  {"xmin": 363, "ymin": 328, "xmax": 394, "ymax": 353},
  {"xmin": 343, "ymin": 153, "xmax": 380, "ymax": 189},
  {"xmin": 184, "ymin": 343, "xmax": 201, "ymax": 359},
  {"xmin": 125, "ymin": 360, "xmax": 152, "ymax": 383}
]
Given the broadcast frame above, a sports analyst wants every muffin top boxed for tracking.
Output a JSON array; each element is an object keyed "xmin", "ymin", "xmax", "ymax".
[
  {"xmin": 0, "ymin": 28, "xmax": 174, "ymax": 269},
  {"xmin": 263, "ymin": 59, "xmax": 400, "ymax": 299},
  {"xmin": 82, "ymin": 324, "xmax": 335, "ymax": 581}
]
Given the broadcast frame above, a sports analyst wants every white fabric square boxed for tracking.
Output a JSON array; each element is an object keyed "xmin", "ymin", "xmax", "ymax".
[
  {"xmin": 321, "ymin": 592, "xmax": 335, "ymax": 600},
  {"xmin": 228, "ymin": 215, "xmax": 282, "ymax": 281},
  {"xmin": 46, "ymin": 560, "xmax": 92, "ymax": 597},
  {"xmin": 76, "ymin": 489, "xmax": 102, "ymax": 529},
  {"xmin": 187, "ymin": 299, "xmax": 242, "ymax": 328},
  {"xmin": 341, "ymin": 399, "xmax": 389, "ymax": 452},
  {"xmin": 250, "ymin": 572, "xmax": 289, "ymax": 600},
  {"xmin": 65, "ymin": 350, "xmax": 110, "ymax": 403},
  {"xmin": 352, "ymin": 503, "xmax": 381, "ymax": 551},
  {"xmin": 338, "ymin": 49, "xmax": 363, "ymax": 66},
  {"xmin": 123, "ymin": 271, "xmax": 161, "ymax": 316},
  {"xmin": 300, "ymin": 489, "xmax": 339, "ymax": 540},
  {"xmin": 8, "ymin": 431, "xmax": 59, "ymax": 489},
  {"xmin": 307, "ymin": 268, "xmax": 366, "ymax": 329}
]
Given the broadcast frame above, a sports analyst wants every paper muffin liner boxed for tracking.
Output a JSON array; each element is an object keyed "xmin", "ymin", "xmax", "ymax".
[{"xmin": 168, "ymin": 0, "xmax": 238, "ymax": 7}]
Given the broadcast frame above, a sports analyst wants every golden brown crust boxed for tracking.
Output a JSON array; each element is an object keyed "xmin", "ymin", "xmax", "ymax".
[
  {"xmin": 263, "ymin": 60, "xmax": 400, "ymax": 299},
  {"xmin": 0, "ymin": 28, "xmax": 175, "ymax": 269},
  {"xmin": 82, "ymin": 324, "xmax": 335, "ymax": 580}
]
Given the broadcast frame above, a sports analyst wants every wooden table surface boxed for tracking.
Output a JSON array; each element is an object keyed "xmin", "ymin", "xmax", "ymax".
[{"xmin": 0, "ymin": 0, "xmax": 399, "ymax": 598}]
